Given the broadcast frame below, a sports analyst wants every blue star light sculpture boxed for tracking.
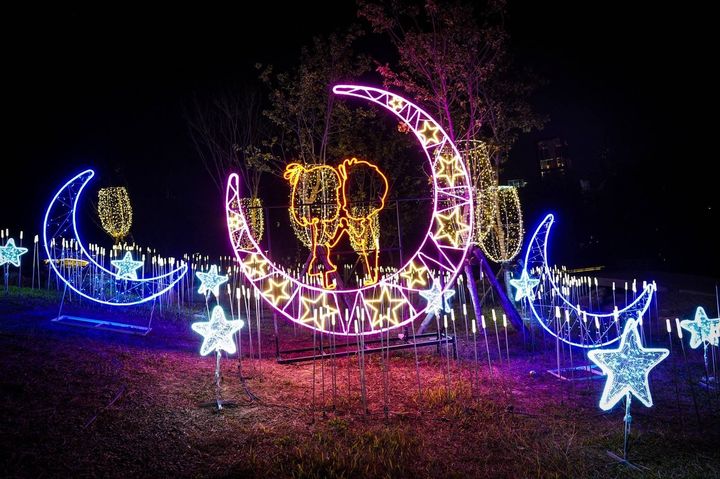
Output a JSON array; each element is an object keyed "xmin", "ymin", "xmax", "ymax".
[
  {"xmin": 191, "ymin": 305, "xmax": 244, "ymax": 356},
  {"xmin": 680, "ymin": 306, "xmax": 720, "ymax": 349},
  {"xmin": 509, "ymin": 269, "xmax": 540, "ymax": 302},
  {"xmin": 196, "ymin": 265, "xmax": 229, "ymax": 298},
  {"xmin": 0, "ymin": 238, "xmax": 28, "ymax": 267},
  {"xmin": 587, "ymin": 319, "xmax": 669, "ymax": 410},
  {"xmin": 110, "ymin": 251, "xmax": 143, "ymax": 280},
  {"xmin": 420, "ymin": 277, "xmax": 456, "ymax": 316}
]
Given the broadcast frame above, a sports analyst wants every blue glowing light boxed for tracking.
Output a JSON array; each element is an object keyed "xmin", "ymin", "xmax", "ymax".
[
  {"xmin": 43, "ymin": 169, "xmax": 187, "ymax": 306},
  {"xmin": 111, "ymin": 251, "xmax": 143, "ymax": 280},
  {"xmin": 0, "ymin": 238, "xmax": 28, "ymax": 267},
  {"xmin": 191, "ymin": 305, "xmax": 244, "ymax": 356},
  {"xmin": 509, "ymin": 269, "xmax": 540, "ymax": 301},
  {"xmin": 420, "ymin": 276, "xmax": 455, "ymax": 315},
  {"xmin": 681, "ymin": 306, "xmax": 720, "ymax": 349},
  {"xmin": 196, "ymin": 265, "xmax": 228, "ymax": 299},
  {"xmin": 587, "ymin": 319, "xmax": 669, "ymax": 410}
]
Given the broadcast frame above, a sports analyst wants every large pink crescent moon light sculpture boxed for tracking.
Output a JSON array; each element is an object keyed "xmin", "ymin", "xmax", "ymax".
[{"xmin": 226, "ymin": 85, "xmax": 474, "ymax": 335}]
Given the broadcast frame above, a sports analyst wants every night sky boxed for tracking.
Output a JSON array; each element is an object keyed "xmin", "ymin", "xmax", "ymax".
[{"xmin": 4, "ymin": 2, "xmax": 716, "ymax": 276}]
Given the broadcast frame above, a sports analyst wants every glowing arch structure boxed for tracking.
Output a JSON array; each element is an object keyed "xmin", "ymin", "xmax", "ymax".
[
  {"xmin": 226, "ymin": 84, "xmax": 474, "ymax": 336},
  {"xmin": 520, "ymin": 213, "xmax": 654, "ymax": 347},
  {"xmin": 43, "ymin": 169, "xmax": 187, "ymax": 306}
]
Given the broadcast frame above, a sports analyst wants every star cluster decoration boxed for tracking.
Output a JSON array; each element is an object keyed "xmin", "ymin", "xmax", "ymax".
[
  {"xmin": 0, "ymin": 238, "xmax": 28, "ymax": 267},
  {"xmin": 509, "ymin": 269, "xmax": 540, "ymax": 302},
  {"xmin": 587, "ymin": 319, "xmax": 669, "ymax": 410},
  {"xmin": 681, "ymin": 306, "xmax": 720, "ymax": 349},
  {"xmin": 196, "ymin": 265, "xmax": 229, "ymax": 298},
  {"xmin": 110, "ymin": 251, "xmax": 143, "ymax": 280},
  {"xmin": 420, "ymin": 277, "xmax": 456, "ymax": 316},
  {"xmin": 191, "ymin": 305, "xmax": 244, "ymax": 356}
]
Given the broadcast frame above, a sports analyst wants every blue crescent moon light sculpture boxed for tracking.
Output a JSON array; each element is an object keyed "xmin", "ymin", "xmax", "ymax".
[{"xmin": 43, "ymin": 169, "xmax": 187, "ymax": 306}]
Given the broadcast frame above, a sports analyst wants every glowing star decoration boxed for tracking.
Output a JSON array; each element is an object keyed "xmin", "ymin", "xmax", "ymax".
[
  {"xmin": 263, "ymin": 277, "xmax": 291, "ymax": 306},
  {"xmin": 418, "ymin": 120, "xmax": 441, "ymax": 146},
  {"xmin": 299, "ymin": 293, "xmax": 339, "ymax": 330},
  {"xmin": 226, "ymin": 85, "xmax": 474, "ymax": 336},
  {"xmin": 400, "ymin": 262, "xmax": 428, "ymax": 289},
  {"xmin": 420, "ymin": 277, "xmax": 456, "ymax": 316},
  {"xmin": 434, "ymin": 208, "xmax": 470, "ymax": 247},
  {"xmin": 509, "ymin": 269, "xmax": 540, "ymax": 302},
  {"xmin": 196, "ymin": 265, "xmax": 229, "ymax": 298},
  {"xmin": 191, "ymin": 305, "xmax": 244, "ymax": 356},
  {"xmin": 587, "ymin": 319, "xmax": 669, "ymax": 410},
  {"xmin": 435, "ymin": 151, "xmax": 464, "ymax": 188},
  {"xmin": 366, "ymin": 286, "xmax": 405, "ymax": 328},
  {"xmin": 110, "ymin": 251, "xmax": 143, "ymax": 280},
  {"xmin": 680, "ymin": 306, "xmax": 720, "ymax": 349},
  {"xmin": 0, "ymin": 238, "xmax": 28, "ymax": 267},
  {"xmin": 242, "ymin": 253, "xmax": 268, "ymax": 279}
]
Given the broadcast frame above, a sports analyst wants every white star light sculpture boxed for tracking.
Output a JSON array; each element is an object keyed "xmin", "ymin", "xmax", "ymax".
[
  {"xmin": 680, "ymin": 306, "xmax": 720, "ymax": 349},
  {"xmin": 196, "ymin": 265, "xmax": 229, "ymax": 298},
  {"xmin": 420, "ymin": 277, "xmax": 456, "ymax": 316},
  {"xmin": 191, "ymin": 305, "xmax": 244, "ymax": 356},
  {"xmin": 587, "ymin": 319, "xmax": 669, "ymax": 410},
  {"xmin": 509, "ymin": 269, "xmax": 540, "ymax": 301},
  {"xmin": 0, "ymin": 238, "xmax": 28, "ymax": 267},
  {"xmin": 110, "ymin": 251, "xmax": 143, "ymax": 280}
]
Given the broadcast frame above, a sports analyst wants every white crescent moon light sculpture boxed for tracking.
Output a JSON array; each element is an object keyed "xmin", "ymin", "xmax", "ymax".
[{"xmin": 43, "ymin": 169, "xmax": 187, "ymax": 306}]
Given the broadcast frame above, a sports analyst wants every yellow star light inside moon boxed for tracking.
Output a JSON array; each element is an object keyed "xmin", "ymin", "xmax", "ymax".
[
  {"xmin": 389, "ymin": 96, "xmax": 405, "ymax": 112},
  {"xmin": 243, "ymin": 253, "xmax": 268, "ymax": 278},
  {"xmin": 434, "ymin": 208, "xmax": 470, "ymax": 247},
  {"xmin": 299, "ymin": 293, "xmax": 339, "ymax": 330},
  {"xmin": 400, "ymin": 262, "xmax": 428, "ymax": 289},
  {"xmin": 365, "ymin": 287, "xmax": 405, "ymax": 329},
  {"xmin": 436, "ymin": 153, "xmax": 464, "ymax": 187},
  {"xmin": 418, "ymin": 120, "xmax": 441, "ymax": 146},
  {"xmin": 263, "ymin": 277, "xmax": 291, "ymax": 306}
]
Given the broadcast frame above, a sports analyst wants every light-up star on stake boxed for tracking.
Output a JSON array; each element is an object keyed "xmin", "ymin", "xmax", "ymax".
[
  {"xmin": 110, "ymin": 251, "xmax": 143, "ymax": 280},
  {"xmin": 680, "ymin": 306, "xmax": 720, "ymax": 349},
  {"xmin": 196, "ymin": 265, "xmax": 229, "ymax": 298},
  {"xmin": 420, "ymin": 277, "xmax": 456, "ymax": 316},
  {"xmin": 191, "ymin": 305, "xmax": 244, "ymax": 356},
  {"xmin": 366, "ymin": 286, "xmax": 405, "ymax": 328},
  {"xmin": 587, "ymin": 319, "xmax": 669, "ymax": 410},
  {"xmin": 509, "ymin": 269, "xmax": 540, "ymax": 302},
  {"xmin": 0, "ymin": 238, "xmax": 28, "ymax": 267}
]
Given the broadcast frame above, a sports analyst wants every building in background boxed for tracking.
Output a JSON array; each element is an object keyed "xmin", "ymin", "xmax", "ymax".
[{"xmin": 537, "ymin": 138, "xmax": 570, "ymax": 179}]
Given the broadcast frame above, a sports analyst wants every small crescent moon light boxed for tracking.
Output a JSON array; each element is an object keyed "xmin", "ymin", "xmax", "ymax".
[
  {"xmin": 521, "ymin": 213, "xmax": 654, "ymax": 348},
  {"xmin": 43, "ymin": 169, "xmax": 187, "ymax": 306},
  {"xmin": 226, "ymin": 84, "xmax": 474, "ymax": 335}
]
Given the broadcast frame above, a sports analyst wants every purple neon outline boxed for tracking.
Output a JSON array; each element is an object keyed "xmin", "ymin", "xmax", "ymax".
[
  {"xmin": 522, "ymin": 213, "xmax": 654, "ymax": 348},
  {"xmin": 225, "ymin": 84, "xmax": 474, "ymax": 336},
  {"xmin": 43, "ymin": 169, "xmax": 188, "ymax": 306}
]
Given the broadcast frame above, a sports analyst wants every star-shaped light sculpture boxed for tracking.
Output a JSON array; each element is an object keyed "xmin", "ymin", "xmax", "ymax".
[
  {"xmin": 263, "ymin": 277, "xmax": 291, "ymax": 306},
  {"xmin": 110, "ymin": 251, "xmax": 143, "ymax": 280},
  {"xmin": 0, "ymin": 238, "xmax": 28, "ymax": 267},
  {"xmin": 509, "ymin": 269, "xmax": 540, "ymax": 302},
  {"xmin": 196, "ymin": 265, "xmax": 229, "ymax": 298},
  {"xmin": 365, "ymin": 286, "xmax": 405, "ymax": 328},
  {"xmin": 242, "ymin": 253, "xmax": 268, "ymax": 279},
  {"xmin": 191, "ymin": 305, "xmax": 244, "ymax": 356},
  {"xmin": 420, "ymin": 277, "xmax": 456, "ymax": 316},
  {"xmin": 435, "ymin": 152, "xmax": 464, "ymax": 187},
  {"xmin": 400, "ymin": 262, "xmax": 428, "ymax": 289},
  {"xmin": 389, "ymin": 96, "xmax": 405, "ymax": 112},
  {"xmin": 587, "ymin": 319, "xmax": 669, "ymax": 410},
  {"xmin": 418, "ymin": 120, "xmax": 441, "ymax": 146},
  {"xmin": 434, "ymin": 208, "xmax": 470, "ymax": 247},
  {"xmin": 299, "ymin": 293, "xmax": 339, "ymax": 330},
  {"xmin": 680, "ymin": 306, "xmax": 720, "ymax": 349}
]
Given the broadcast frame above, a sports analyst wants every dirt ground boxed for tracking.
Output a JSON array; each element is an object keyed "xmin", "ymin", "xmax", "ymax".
[{"xmin": 1, "ymin": 283, "xmax": 719, "ymax": 478}]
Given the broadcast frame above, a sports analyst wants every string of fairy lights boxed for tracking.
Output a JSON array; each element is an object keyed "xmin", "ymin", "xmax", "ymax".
[{"xmin": 97, "ymin": 187, "xmax": 132, "ymax": 242}]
